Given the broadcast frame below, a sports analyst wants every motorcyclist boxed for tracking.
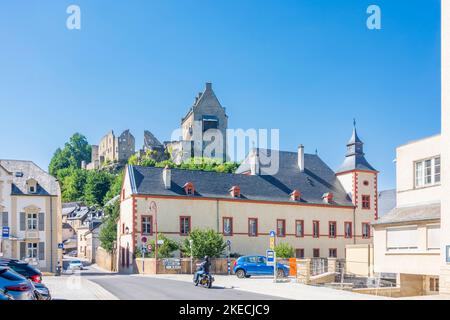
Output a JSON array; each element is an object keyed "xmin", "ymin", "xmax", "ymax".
[{"xmin": 194, "ymin": 256, "xmax": 211, "ymax": 284}]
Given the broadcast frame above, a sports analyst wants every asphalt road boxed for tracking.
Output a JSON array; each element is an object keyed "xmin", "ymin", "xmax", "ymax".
[{"xmin": 87, "ymin": 275, "xmax": 282, "ymax": 300}]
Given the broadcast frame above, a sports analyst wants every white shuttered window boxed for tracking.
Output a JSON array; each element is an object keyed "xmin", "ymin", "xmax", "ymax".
[
  {"xmin": 427, "ymin": 225, "xmax": 440, "ymax": 250},
  {"xmin": 386, "ymin": 226, "xmax": 418, "ymax": 250}
]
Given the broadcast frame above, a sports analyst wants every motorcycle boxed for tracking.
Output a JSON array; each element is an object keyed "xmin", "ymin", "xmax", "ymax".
[{"xmin": 195, "ymin": 273, "xmax": 214, "ymax": 289}]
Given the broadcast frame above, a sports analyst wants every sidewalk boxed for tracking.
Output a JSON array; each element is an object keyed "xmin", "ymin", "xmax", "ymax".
[
  {"xmin": 43, "ymin": 274, "xmax": 118, "ymax": 300},
  {"xmin": 135, "ymin": 274, "xmax": 389, "ymax": 300}
]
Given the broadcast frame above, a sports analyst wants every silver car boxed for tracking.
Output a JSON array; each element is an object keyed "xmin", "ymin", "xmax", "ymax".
[{"xmin": 0, "ymin": 267, "xmax": 36, "ymax": 300}]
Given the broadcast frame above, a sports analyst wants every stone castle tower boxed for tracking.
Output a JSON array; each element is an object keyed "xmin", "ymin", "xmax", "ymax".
[{"xmin": 168, "ymin": 83, "xmax": 228, "ymax": 163}]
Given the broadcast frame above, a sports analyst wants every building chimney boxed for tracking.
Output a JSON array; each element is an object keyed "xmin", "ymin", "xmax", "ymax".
[
  {"xmin": 250, "ymin": 149, "xmax": 260, "ymax": 176},
  {"xmin": 206, "ymin": 82, "xmax": 212, "ymax": 91},
  {"xmin": 298, "ymin": 145, "xmax": 305, "ymax": 172},
  {"xmin": 163, "ymin": 165, "xmax": 171, "ymax": 189}
]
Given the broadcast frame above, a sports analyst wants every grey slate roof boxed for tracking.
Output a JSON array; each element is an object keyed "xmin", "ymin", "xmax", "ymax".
[
  {"xmin": 378, "ymin": 189, "xmax": 397, "ymax": 217},
  {"xmin": 374, "ymin": 202, "xmax": 440, "ymax": 225},
  {"xmin": 129, "ymin": 149, "xmax": 353, "ymax": 207},
  {"xmin": 336, "ymin": 128, "xmax": 377, "ymax": 173},
  {"xmin": 0, "ymin": 160, "xmax": 59, "ymax": 196}
]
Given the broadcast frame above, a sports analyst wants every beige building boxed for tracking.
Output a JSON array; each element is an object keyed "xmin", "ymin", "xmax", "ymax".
[
  {"xmin": 0, "ymin": 160, "xmax": 62, "ymax": 272},
  {"xmin": 117, "ymin": 126, "xmax": 379, "ymax": 273},
  {"xmin": 77, "ymin": 224, "xmax": 101, "ymax": 262},
  {"xmin": 373, "ymin": 135, "xmax": 441, "ymax": 296},
  {"xmin": 441, "ymin": 0, "xmax": 450, "ymax": 295}
]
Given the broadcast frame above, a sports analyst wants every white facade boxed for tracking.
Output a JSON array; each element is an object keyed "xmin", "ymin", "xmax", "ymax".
[{"xmin": 441, "ymin": 0, "xmax": 450, "ymax": 295}]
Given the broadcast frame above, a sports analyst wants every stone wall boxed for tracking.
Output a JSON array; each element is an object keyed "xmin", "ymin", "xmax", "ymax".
[
  {"xmin": 95, "ymin": 247, "xmax": 116, "ymax": 272},
  {"xmin": 134, "ymin": 258, "xmax": 236, "ymax": 275}
]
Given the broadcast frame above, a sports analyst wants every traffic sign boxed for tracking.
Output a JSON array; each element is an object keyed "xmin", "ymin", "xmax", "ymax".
[
  {"xmin": 266, "ymin": 250, "xmax": 275, "ymax": 266},
  {"xmin": 157, "ymin": 239, "xmax": 164, "ymax": 245},
  {"xmin": 269, "ymin": 230, "xmax": 276, "ymax": 250},
  {"xmin": 2, "ymin": 227, "xmax": 9, "ymax": 239},
  {"xmin": 58, "ymin": 243, "xmax": 64, "ymax": 249},
  {"xmin": 141, "ymin": 236, "xmax": 148, "ymax": 244},
  {"xmin": 226, "ymin": 240, "xmax": 231, "ymax": 246}
]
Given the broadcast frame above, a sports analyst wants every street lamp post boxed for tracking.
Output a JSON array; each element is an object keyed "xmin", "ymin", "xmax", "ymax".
[
  {"xmin": 150, "ymin": 201, "xmax": 158, "ymax": 260},
  {"xmin": 189, "ymin": 239, "xmax": 194, "ymax": 274}
]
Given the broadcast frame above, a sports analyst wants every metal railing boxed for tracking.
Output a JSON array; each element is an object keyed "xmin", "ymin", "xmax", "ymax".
[{"xmin": 310, "ymin": 258, "xmax": 328, "ymax": 276}]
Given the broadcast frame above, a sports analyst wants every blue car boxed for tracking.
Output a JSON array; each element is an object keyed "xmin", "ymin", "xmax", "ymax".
[{"xmin": 233, "ymin": 255, "xmax": 289, "ymax": 278}]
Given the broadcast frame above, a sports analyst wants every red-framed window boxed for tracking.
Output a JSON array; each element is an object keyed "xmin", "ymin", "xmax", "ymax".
[
  {"xmin": 141, "ymin": 215, "xmax": 153, "ymax": 235},
  {"xmin": 223, "ymin": 217, "xmax": 233, "ymax": 236},
  {"xmin": 362, "ymin": 222, "xmax": 371, "ymax": 239},
  {"xmin": 295, "ymin": 220, "xmax": 304, "ymax": 237},
  {"xmin": 277, "ymin": 219, "xmax": 286, "ymax": 237},
  {"xmin": 362, "ymin": 195, "xmax": 371, "ymax": 210},
  {"xmin": 344, "ymin": 222, "xmax": 353, "ymax": 239},
  {"xmin": 296, "ymin": 248, "xmax": 305, "ymax": 259},
  {"xmin": 248, "ymin": 218, "xmax": 258, "ymax": 237},
  {"xmin": 329, "ymin": 221, "xmax": 337, "ymax": 238},
  {"xmin": 329, "ymin": 248, "xmax": 337, "ymax": 258},
  {"xmin": 180, "ymin": 216, "xmax": 191, "ymax": 236},
  {"xmin": 313, "ymin": 248, "xmax": 320, "ymax": 258},
  {"xmin": 313, "ymin": 221, "xmax": 320, "ymax": 238}
]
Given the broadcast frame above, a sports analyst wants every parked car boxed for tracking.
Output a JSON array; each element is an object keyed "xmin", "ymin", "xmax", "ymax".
[
  {"xmin": 33, "ymin": 282, "xmax": 51, "ymax": 300},
  {"xmin": 233, "ymin": 255, "xmax": 290, "ymax": 278},
  {"xmin": 0, "ymin": 258, "xmax": 42, "ymax": 283},
  {"xmin": 0, "ymin": 267, "xmax": 36, "ymax": 300},
  {"xmin": 0, "ymin": 288, "xmax": 13, "ymax": 300},
  {"xmin": 68, "ymin": 260, "xmax": 84, "ymax": 270},
  {"xmin": 0, "ymin": 258, "xmax": 51, "ymax": 300}
]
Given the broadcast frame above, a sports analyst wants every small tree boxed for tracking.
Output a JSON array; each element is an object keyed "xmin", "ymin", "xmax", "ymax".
[
  {"xmin": 99, "ymin": 199, "xmax": 120, "ymax": 253},
  {"xmin": 274, "ymin": 243, "xmax": 295, "ymax": 259},
  {"xmin": 148, "ymin": 234, "xmax": 179, "ymax": 258},
  {"xmin": 181, "ymin": 229, "xmax": 226, "ymax": 259}
]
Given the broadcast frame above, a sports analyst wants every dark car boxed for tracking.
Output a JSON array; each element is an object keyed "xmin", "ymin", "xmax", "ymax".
[
  {"xmin": 0, "ymin": 259, "xmax": 42, "ymax": 283},
  {"xmin": 0, "ymin": 259, "xmax": 51, "ymax": 300},
  {"xmin": 233, "ymin": 255, "xmax": 290, "ymax": 278}
]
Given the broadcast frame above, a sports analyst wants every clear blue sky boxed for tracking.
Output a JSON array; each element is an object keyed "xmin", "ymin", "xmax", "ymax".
[{"xmin": 0, "ymin": 0, "xmax": 441, "ymax": 191}]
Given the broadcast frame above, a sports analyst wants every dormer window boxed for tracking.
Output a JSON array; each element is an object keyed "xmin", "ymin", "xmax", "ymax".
[
  {"xmin": 26, "ymin": 179, "xmax": 38, "ymax": 194},
  {"xmin": 290, "ymin": 190, "xmax": 301, "ymax": 202},
  {"xmin": 229, "ymin": 186, "xmax": 241, "ymax": 198},
  {"xmin": 183, "ymin": 182, "xmax": 195, "ymax": 196},
  {"xmin": 322, "ymin": 192, "xmax": 333, "ymax": 204}
]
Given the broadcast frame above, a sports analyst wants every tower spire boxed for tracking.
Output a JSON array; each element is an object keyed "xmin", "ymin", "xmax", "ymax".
[{"xmin": 336, "ymin": 122, "xmax": 376, "ymax": 173}]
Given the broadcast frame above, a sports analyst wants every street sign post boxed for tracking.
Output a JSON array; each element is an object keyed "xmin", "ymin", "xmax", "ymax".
[
  {"xmin": 2, "ymin": 227, "xmax": 10, "ymax": 239},
  {"xmin": 269, "ymin": 230, "xmax": 277, "ymax": 283}
]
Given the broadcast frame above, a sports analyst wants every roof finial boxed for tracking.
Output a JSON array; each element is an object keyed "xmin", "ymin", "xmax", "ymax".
[
  {"xmin": 353, "ymin": 118, "xmax": 356, "ymax": 128},
  {"xmin": 315, "ymin": 148, "xmax": 318, "ymax": 155}
]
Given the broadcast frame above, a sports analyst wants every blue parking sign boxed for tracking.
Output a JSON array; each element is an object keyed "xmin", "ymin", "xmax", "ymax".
[
  {"xmin": 269, "ymin": 230, "xmax": 276, "ymax": 237},
  {"xmin": 2, "ymin": 227, "xmax": 9, "ymax": 239},
  {"xmin": 266, "ymin": 249, "xmax": 275, "ymax": 266},
  {"xmin": 58, "ymin": 243, "xmax": 64, "ymax": 249}
]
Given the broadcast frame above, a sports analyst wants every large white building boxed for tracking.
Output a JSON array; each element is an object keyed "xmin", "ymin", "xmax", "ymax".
[
  {"xmin": 441, "ymin": 0, "xmax": 450, "ymax": 295},
  {"xmin": 0, "ymin": 160, "xmax": 62, "ymax": 272},
  {"xmin": 373, "ymin": 135, "xmax": 441, "ymax": 296},
  {"xmin": 117, "ymin": 126, "xmax": 379, "ymax": 273}
]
